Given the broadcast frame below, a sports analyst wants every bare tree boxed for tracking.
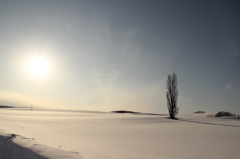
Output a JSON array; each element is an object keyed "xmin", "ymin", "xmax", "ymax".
[{"xmin": 166, "ymin": 73, "xmax": 179, "ymax": 119}]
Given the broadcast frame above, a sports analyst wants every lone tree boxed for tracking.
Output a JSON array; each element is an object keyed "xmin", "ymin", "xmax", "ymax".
[{"xmin": 166, "ymin": 73, "xmax": 179, "ymax": 119}]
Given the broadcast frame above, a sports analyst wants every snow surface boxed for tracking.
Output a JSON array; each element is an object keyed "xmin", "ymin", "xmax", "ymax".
[
  {"xmin": 1, "ymin": 108, "xmax": 240, "ymax": 159},
  {"xmin": 0, "ymin": 129, "xmax": 82, "ymax": 159}
]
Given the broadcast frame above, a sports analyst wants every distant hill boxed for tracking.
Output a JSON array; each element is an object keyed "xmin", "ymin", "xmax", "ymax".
[{"xmin": 0, "ymin": 105, "xmax": 15, "ymax": 108}]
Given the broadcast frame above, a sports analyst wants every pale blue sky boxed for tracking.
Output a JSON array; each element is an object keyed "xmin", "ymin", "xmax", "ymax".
[{"xmin": 0, "ymin": 0, "xmax": 239, "ymax": 114}]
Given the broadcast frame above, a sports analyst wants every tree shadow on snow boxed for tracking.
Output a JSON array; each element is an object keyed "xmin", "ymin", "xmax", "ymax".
[
  {"xmin": 178, "ymin": 118, "xmax": 240, "ymax": 128},
  {"xmin": 166, "ymin": 117, "xmax": 179, "ymax": 120}
]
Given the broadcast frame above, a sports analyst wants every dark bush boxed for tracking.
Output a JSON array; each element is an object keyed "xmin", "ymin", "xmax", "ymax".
[
  {"xmin": 194, "ymin": 111, "xmax": 205, "ymax": 114},
  {"xmin": 111, "ymin": 110, "xmax": 140, "ymax": 114},
  {"xmin": 215, "ymin": 111, "xmax": 233, "ymax": 117}
]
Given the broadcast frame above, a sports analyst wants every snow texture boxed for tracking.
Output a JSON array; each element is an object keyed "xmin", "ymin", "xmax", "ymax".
[
  {"xmin": 1, "ymin": 108, "xmax": 240, "ymax": 159},
  {"xmin": 0, "ymin": 129, "xmax": 83, "ymax": 159}
]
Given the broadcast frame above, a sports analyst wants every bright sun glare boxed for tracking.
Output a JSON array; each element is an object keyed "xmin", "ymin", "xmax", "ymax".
[{"xmin": 27, "ymin": 57, "xmax": 49, "ymax": 77}]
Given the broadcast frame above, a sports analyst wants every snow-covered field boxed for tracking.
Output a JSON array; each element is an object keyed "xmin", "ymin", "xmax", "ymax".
[{"xmin": 1, "ymin": 108, "xmax": 240, "ymax": 159}]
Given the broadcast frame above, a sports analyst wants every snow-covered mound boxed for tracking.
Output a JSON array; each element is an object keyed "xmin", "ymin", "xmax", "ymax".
[{"xmin": 0, "ymin": 129, "xmax": 83, "ymax": 159}]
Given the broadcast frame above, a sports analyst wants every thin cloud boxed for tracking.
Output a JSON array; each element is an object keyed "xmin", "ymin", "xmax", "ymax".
[{"xmin": 225, "ymin": 81, "xmax": 232, "ymax": 90}]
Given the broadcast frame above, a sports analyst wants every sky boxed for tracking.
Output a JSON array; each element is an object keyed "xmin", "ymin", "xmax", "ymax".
[{"xmin": 0, "ymin": 0, "xmax": 239, "ymax": 114}]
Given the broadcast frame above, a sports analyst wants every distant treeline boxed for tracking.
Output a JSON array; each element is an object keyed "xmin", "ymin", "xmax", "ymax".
[
  {"xmin": 0, "ymin": 105, "xmax": 15, "ymax": 108},
  {"xmin": 111, "ymin": 110, "xmax": 140, "ymax": 114},
  {"xmin": 207, "ymin": 111, "xmax": 240, "ymax": 119},
  {"xmin": 194, "ymin": 111, "xmax": 205, "ymax": 114}
]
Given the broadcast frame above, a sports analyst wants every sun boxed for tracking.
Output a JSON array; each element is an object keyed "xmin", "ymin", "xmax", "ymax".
[{"xmin": 27, "ymin": 57, "xmax": 49, "ymax": 77}]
